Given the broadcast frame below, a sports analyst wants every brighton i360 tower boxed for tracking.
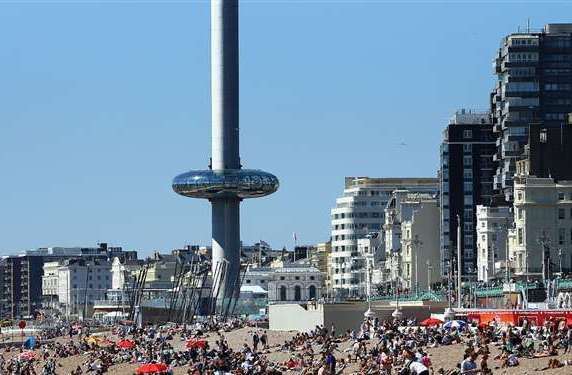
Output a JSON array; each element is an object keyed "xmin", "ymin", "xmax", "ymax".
[{"xmin": 173, "ymin": 0, "xmax": 279, "ymax": 304}]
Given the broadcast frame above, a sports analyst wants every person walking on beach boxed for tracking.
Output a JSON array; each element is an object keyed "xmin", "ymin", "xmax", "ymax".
[
  {"xmin": 252, "ymin": 332, "xmax": 260, "ymax": 352},
  {"xmin": 260, "ymin": 331, "xmax": 268, "ymax": 349}
]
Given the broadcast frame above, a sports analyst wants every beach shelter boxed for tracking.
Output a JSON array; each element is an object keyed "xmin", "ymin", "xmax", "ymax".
[
  {"xmin": 117, "ymin": 339, "xmax": 136, "ymax": 349},
  {"xmin": 136, "ymin": 363, "xmax": 168, "ymax": 374},
  {"xmin": 420, "ymin": 318, "xmax": 443, "ymax": 327}
]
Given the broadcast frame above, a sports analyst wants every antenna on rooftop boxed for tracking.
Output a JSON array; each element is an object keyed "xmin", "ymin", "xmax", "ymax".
[{"xmin": 527, "ymin": 18, "xmax": 530, "ymax": 33}]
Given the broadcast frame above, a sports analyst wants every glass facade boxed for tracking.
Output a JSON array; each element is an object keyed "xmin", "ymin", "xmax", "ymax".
[{"xmin": 172, "ymin": 169, "xmax": 279, "ymax": 199}]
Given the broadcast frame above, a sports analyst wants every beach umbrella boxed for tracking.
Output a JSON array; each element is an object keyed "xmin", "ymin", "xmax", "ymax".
[
  {"xmin": 136, "ymin": 363, "xmax": 168, "ymax": 374},
  {"xmin": 186, "ymin": 339, "xmax": 208, "ymax": 349},
  {"xmin": 443, "ymin": 320, "xmax": 466, "ymax": 329},
  {"xmin": 117, "ymin": 339, "xmax": 136, "ymax": 349},
  {"xmin": 19, "ymin": 351, "xmax": 37, "ymax": 361},
  {"xmin": 420, "ymin": 317, "xmax": 443, "ymax": 327}
]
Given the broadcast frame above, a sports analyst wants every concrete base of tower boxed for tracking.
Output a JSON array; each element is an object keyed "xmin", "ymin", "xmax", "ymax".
[{"xmin": 211, "ymin": 197, "xmax": 241, "ymax": 307}]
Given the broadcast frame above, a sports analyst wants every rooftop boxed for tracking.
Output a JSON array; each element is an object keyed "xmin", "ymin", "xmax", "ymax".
[{"xmin": 344, "ymin": 177, "xmax": 439, "ymax": 189}]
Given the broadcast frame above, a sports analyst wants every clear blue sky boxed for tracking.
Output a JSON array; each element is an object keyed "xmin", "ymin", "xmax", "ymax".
[{"xmin": 0, "ymin": 1, "xmax": 570, "ymax": 255}]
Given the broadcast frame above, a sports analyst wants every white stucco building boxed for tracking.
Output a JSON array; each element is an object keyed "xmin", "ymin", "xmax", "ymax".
[
  {"xmin": 384, "ymin": 191, "xmax": 437, "ymax": 286},
  {"xmin": 512, "ymin": 176, "xmax": 572, "ymax": 277},
  {"xmin": 42, "ymin": 259, "xmax": 112, "ymax": 316},
  {"xmin": 243, "ymin": 265, "xmax": 322, "ymax": 303},
  {"xmin": 330, "ymin": 177, "xmax": 438, "ymax": 297},
  {"xmin": 399, "ymin": 199, "xmax": 440, "ymax": 292},
  {"xmin": 476, "ymin": 205, "xmax": 512, "ymax": 282}
]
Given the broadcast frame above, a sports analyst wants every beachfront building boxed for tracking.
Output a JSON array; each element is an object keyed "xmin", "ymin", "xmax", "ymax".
[
  {"xmin": 53, "ymin": 259, "xmax": 113, "ymax": 318},
  {"xmin": 243, "ymin": 264, "xmax": 322, "ymax": 303},
  {"xmin": 512, "ymin": 176, "xmax": 572, "ymax": 278},
  {"xmin": 399, "ymin": 199, "xmax": 441, "ymax": 292},
  {"xmin": 357, "ymin": 232, "xmax": 383, "ymax": 297},
  {"xmin": 476, "ymin": 205, "xmax": 512, "ymax": 282},
  {"xmin": 439, "ymin": 109, "xmax": 495, "ymax": 280},
  {"xmin": 491, "ymin": 24, "xmax": 572, "ymax": 202},
  {"xmin": 330, "ymin": 177, "xmax": 438, "ymax": 297},
  {"xmin": 384, "ymin": 191, "xmax": 437, "ymax": 287}
]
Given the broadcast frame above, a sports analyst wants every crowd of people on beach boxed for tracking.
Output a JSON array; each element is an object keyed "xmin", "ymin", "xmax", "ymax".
[{"xmin": 0, "ymin": 313, "xmax": 572, "ymax": 374}]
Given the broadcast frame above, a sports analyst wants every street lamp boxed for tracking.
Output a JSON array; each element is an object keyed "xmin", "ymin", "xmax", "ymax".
[
  {"xmin": 392, "ymin": 276, "xmax": 403, "ymax": 319},
  {"xmin": 444, "ymin": 260, "xmax": 455, "ymax": 320},
  {"xmin": 427, "ymin": 260, "xmax": 432, "ymax": 293}
]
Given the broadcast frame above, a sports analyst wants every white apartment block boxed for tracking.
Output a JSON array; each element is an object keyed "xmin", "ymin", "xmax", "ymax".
[
  {"xmin": 399, "ymin": 199, "xmax": 440, "ymax": 292},
  {"xmin": 330, "ymin": 177, "xmax": 438, "ymax": 297},
  {"xmin": 476, "ymin": 205, "xmax": 512, "ymax": 282},
  {"xmin": 512, "ymin": 176, "xmax": 572, "ymax": 277},
  {"xmin": 45, "ymin": 259, "xmax": 112, "ymax": 316}
]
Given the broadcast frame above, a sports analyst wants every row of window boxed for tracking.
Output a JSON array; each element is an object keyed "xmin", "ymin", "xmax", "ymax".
[
  {"xmin": 520, "ymin": 228, "xmax": 572, "ymax": 246},
  {"xmin": 332, "ymin": 212, "xmax": 381, "ymax": 219},
  {"xmin": 245, "ymin": 275, "xmax": 316, "ymax": 284},
  {"xmin": 544, "ymin": 113, "xmax": 566, "ymax": 120},
  {"xmin": 509, "ymin": 38, "xmax": 538, "ymax": 47},
  {"xmin": 545, "ymin": 83, "xmax": 572, "ymax": 91},
  {"xmin": 507, "ymin": 52, "xmax": 538, "ymax": 62},
  {"xmin": 332, "ymin": 245, "xmax": 358, "ymax": 252},
  {"xmin": 332, "ymin": 223, "xmax": 382, "ymax": 231},
  {"xmin": 278, "ymin": 285, "xmax": 316, "ymax": 301}
]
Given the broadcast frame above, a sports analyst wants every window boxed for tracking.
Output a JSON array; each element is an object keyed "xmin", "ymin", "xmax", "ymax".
[
  {"xmin": 559, "ymin": 209, "xmax": 565, "ymax": 220},
  {"xmin": 246, "ymin": 279, "xmax": 251, "ymax": 284},
  {"xmin": 294, "ymin": 286, "xmax": 301, "ymax": 301},
  {"xmin": 309, "ymin": 285, "xmax": 317, "ymax": 300},
  {"xmin": 310, "ymin": 276, "xmax": 315, "ymax": 280},
  {"xmin": 463, "ymin": 156, "xmax": 473, "ymax": 166},
  {"xmin": 295, "ymin": 276, "xmax": 300, "ymax": 280},
  {"xmin": 559, "ymin": 193, "xmax": 565, "ymax": 200},
  {"xmin": 559, "ymin": 228, "xmax": 566, "ymax": 245},
  {"xmin": 280, "ymin": 286, "xmax": 287, "ymax": 301},
  {"xmin": 280, "ymin": 276, "xmax": 285, "ymax": 280},
  {"xmin": 518, "ymin": 228, "xmax": 523, "ymax": 245},
  {"xmin": 463, "ymin": 130, "xmax": 473, "ymax": 139}
]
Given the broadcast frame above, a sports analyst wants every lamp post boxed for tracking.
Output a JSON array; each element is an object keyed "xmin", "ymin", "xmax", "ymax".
[
  {"xmin": 537, "ymin": 231, "xmax": 551, "ymax": 304},
  {"xmin": 504, "ymin": 218, "xmax": 511, "ymax": 284},
  {"xmin": 391, "ymin": 252, "xmax": 402, "ymax": 319},
  {"xmin": 427, "ymin": 260, "xmax": 432, "ymax": 293},
  {"xmin": 444, "ymin": 260, "xmax": 455, "ymax": 320},
  {"xmin": 457, "ymin": 215, "xmax": 462, "ymax": 309},
  {"xmin": 558, "ymin": 248, "xmax": 563, "ymax": 276},
  {"xmin": 411, "ymin": 235, "xmax": 423, "ymax": 297}
]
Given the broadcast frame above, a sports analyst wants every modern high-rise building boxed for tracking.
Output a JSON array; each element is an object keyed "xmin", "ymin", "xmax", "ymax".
[
  {"xmin": 491, "ymin": 23, "xmax": 572, "ymax": 202},
  {"xmin": 330, "ymin": 177, "xmax": 438, "ymax": 296},
  {"xmin": 439, "ymin": 110, "xmax": 496, "ymax": 279}
]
